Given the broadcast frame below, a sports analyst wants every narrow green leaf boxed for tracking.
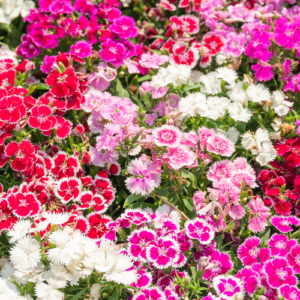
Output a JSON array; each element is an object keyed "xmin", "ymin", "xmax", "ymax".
[
  {"xmin": 124, "ymin": 194, "xmax": 144, "ymax": 207},
  {"xmin": 184, "ymin": 83, "xmax": 202, "ymax": 91},
  {"xmin": 183, "ymin": 198, "xmax": 194, "ymax": 211},
  {"xmin": 71, "ymin": 286, "xmax": 89, "ymax": 300}
]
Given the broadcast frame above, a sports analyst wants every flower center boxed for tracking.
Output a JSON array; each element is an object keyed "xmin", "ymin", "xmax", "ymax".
[{"xmin": 275, "ymin": 268, "xmax": 287, "ymax": 280}]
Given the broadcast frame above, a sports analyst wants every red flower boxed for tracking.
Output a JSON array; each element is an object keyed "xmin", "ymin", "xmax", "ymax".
[
  {"xmin": 46, "ymin": 67, "xmax": 79, "ymax": 98},
  {"xmin": 274, "ymin": 138, "xmax": 294, "ymax": 156},
  {"xmin": 0, "ymin": 122, "xmax": 15, "ymax": 145},
  {"xmin": 41, "ymin": 117, "xmax": 72, "ymax": 139},
  {"xmin": 5, "ymin": 140, "xmax": 36, "ymax": 171},
  {"xmin": 86, "ymin": 212, "xmax": 112, "ymax": 239},
  {"xmin": 179, "ymin": 0, "xmax": 202, "ymax": 13},
  {"xmin": 0, "ymin": 88, "xmax": 27, "ymax": 123},
  {"xmin": 79, "ymin": 192, "xmax": 108, "ymax": 213},
  {"xmin": 170, "ymin": 42, "xmax": 199, "ymax": 68},
  {"xmin": 15, "ymin": 60, "xmax": 35, "ymax": 73},
  {"xmin": 51, "ymin": 152, "xmax": 80, "ymax": 179},
  {"xmin": 91, "ymin": 178, "xmax": 115, "ymax": 206},
  {"xmin": 274, "ymin": 200, "xmax": 292, "ymax": 216},
  {"xmin": 0, "ymin": 59, "xmax": 14, "ymax": 70},
  {"xmin": 65, "ymin": 90, "xmax": 84, "ymax": 110},
  {"xmin": 7, "ymin": 192, "xmax": 40, "ymax": 217},
  {"xmin": 62, "ymin": 215, "xmax": 89, "ymax": 233},
  {"xmin": 28, "ymin": 105, "xmax": 57, "ymax": 131},
  {"xmin": 55, "ymin": 177, "xmax": 81, "ymax": 203},
  {"xmin": 0, "ymin": 69, "xmax": 15, "ymax": 86},
  {"xmin": 0, "ymin": 200, "xmax": 18, "ymax": 233},
  {"xmin": 0, "ymin": 145, "xmax": 9, "ymax": 167},
  {"xmin": 283, "ymin": 146, "xmax": 300, "ymax": 167},
  {"xmin": 170, "ymin": 15, "xmax": 199, "ymax": 35},
  {"xmin": 108, "ymin": 163, "xmax": 121, "ymax": 175},
  {"xmin": 202, "ymin": 33, "xmax": 225, "ymax": 55},
  {"xmin": 293, "ymin": 176, "xmax": 300, "ymax": 193}
]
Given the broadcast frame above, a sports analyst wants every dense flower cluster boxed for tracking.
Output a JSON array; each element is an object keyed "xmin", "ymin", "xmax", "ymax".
[{"xmin": 0, "ymin": 0, "xmax": 300, "ymax": 299}]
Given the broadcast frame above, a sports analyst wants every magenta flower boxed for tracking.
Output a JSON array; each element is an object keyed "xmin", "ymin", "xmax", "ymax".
[
  {"xmin": 236, "ymin": 268, "xmax": 259, "ymax": 297},
  {"xmin": 251, "ymin": 61, "xmax": 274, "ymax": 82},
  {"xmin": 268, "ymin": 234, "xmax": 297, "ymax": 257},
  {"xmin": 128, "ymin": 228, "xmax": 156, "ymax": 262},
  {"xmin": 125, "ymin": 158, "xmax": 161, "ymax": 196},
  {"xmin": 237, "ymin": 237, "xmax": 270, "ymax": 266},
  {"xmin": 202, "ymin": 250, "xmax": 232, "ymax": 280},
  {"xmin": 185, "ymin": 218, "xmax": 214, "ymax": 245},
  {"xmin": 270, "ymin": 216, "xmax": 300, "ymax": 233},
  {"xmin": 212, "ymin": 275, "xmax": 244, "ymax": 300},
  {"xmin": 264, "ymin": 258, "xmax": 297, "ymax": 289},
  {"xmin": 70, "ymin": 41, "xmax": 92, "ymax": 58},
  {"xmin": 100, "ymin": 40, "xmax": 126, "ymax": 68},
  {"xmin": 29, "ymin": 23, "xmax": 59, "ymax": 49},
  {"xmin": 287, "ymin": 245, "xmax": 300, "ymax": 274},
  {"xmin": 49, "ymin": 0, "xmax": 74, "ymax": 14},
  {"xmin": 146, "ymin": 237, "xmax": 180, "ymax": 269},
  {"xmin": 152, "ymin": 125, "xmax": 182, "ymax": 148},
  {"xmin": 131, "ymin": 270, "xmax": 152, "ymax": 289},
  {"xmin": 163, "ymin": 145, "xmax": 197, "ymax": 170},
  {"xmin": 18, "ymin": 35, "xmax": 40, "ymax": 59},
  {"xmin": 133, "ymin": 288, "xmax": 166, "ymax": 300},
  {"xmin": 279, "ymin": 284, "xmax": 300, "ymax": 300},
  {"xmin": 111, "ymin": 16, "xmax": 138, "ymax": 39},
  {"xmin": 206, "ymin": 133, "xmax": 235, "ymax": 157},
  {"xmin": 40, "ymin": 55, "xmax": 56, "ymax": 74},
  {"xmin": 247, "ymin": 197, "xmax": 271, "ymax": 233},
  {"xmin": 244, "ymin": 32, "xmax": 272, "ymax": 61}
]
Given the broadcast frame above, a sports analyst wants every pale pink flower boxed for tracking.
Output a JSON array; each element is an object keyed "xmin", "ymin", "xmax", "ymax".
[
  {"xmin": 152, "ymin": 125, "xmax": 182, "ymax": 148},
  {"xmin": 198, "ymin": 127, "xmax": 215, "ymax": 150},
  {"xmin": 180, "ymin": 131, "xmax": 199, "ymax": 148},
  {"xmin": 248, "ymin": 197, "xmax": 271, "ymax": 233},
  {"xmin": 206, "ymin": 133, "xmax": 235, "ymax": 157},
  {"xmin": 207, "ymin": 160, "xmax": 235, "ymax": 182},
  {"xmin": 163, "ymin": 145, "xmax": 197, "ymax": 169}
]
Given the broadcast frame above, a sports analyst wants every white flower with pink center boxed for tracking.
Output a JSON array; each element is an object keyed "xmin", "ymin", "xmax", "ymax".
[
  {"xmin": 212, "ymin": 275, "xmax": 244, "ymax": 300},
  {"xmin": 152, "ymin": 125, "xmax": 182, "ymax": 148},
  {"xmin": 122, "ymin": 209, "xmax": 151, "ymax": 225},
  {"xmin": 146, "ymin": 237, "xmax": 180, "ymax": 269},
  {"xmin": 128, "ymin": 228, "xmax": 156, "ymax": 262},
  {"xmin": 185, "ymin": 218, "xmax": 214, "ymax": 245}
]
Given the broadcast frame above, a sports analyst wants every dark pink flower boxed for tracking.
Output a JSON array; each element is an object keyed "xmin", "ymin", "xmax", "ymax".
[
  {"xmin": 40, "ymin": 55, "xmax": 56, "ymax": 74},
  {"xmin": 212, "ymin": 275, "xmax": 244, "ymax": 300},
  {"xmin": 100, "ymin": 40, "xmax": 126, "ymax": 68},
  {"xmin": 18, "ymin": 35, "xmax": 40, "ymax": 59},
  {"xmin": 271, "ymin": 216, "xmax": 300, "ymax": 233},
  {"xmin": 279, "ymin": 284, "xmax": 300, "ymax": 300},
  {"xmin": 268, "ymin": 234, "xmax": 297, "ymax": 257},
  {"xmin": 70, "ymin": 41, "xmax": 92, "ymax": 59},
  {"xmin": 133, "ymin": 288, "xmax": 165, "ymax": 300},
  {"xmin": 49, "ymin": 0, "xmax": 74, "ymax": 14},
  {"xmin": 185, "ymin": 218, "xmax": 214, "ymax": 244},
  {"xmin": 111, "ymin": 16, "xmax": 138, "ymax": 39},
  {"xmin": 287, "ymin": 245, "xmax": 300, "ymax": 274}
]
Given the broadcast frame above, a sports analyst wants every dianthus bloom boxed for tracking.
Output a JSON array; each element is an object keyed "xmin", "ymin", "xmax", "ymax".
[
  {"xmin": 111, "ymin": 16, "xmax": 138, "ymax": 39},
  {"xmin": 185, "ymin": 218, "xmax": 214, "ymax": 244},
  {"xmin": 125, "ymin": 159, "xmax": 161, "ymax": 196},
  {"xmin": 270, "ymin": 216, "xmax": 300, "ymax": 233},
  {"xmin": 248, "ymin": 197, "xmax": 271, "ymax": 233},
  {"xmin": 206, "ymin": 133, "xmax": 235, "ymax": 157},
  {"xmin": 70, "ymin": 41, "xmax": 92, "ymax": 58},
  {"xmin": 152, "ymin": 125, "xmax": 182, "ymax": 148},
  {"xmin": 212, "ymin": 275, "xmax": 244, "ymax": 300}
]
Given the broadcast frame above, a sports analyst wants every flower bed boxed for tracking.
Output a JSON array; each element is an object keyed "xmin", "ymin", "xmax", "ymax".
[{"xmin": 0, "ymin": 0, "xmax": 300, "ymax": 299}]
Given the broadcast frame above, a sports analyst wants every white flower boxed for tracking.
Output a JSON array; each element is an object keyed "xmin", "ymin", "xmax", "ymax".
[
  {"xmin": 271, "ymin": 117, "xmax": 283, "ymax": 131},
  {"xmin": 0, "ymin": 262, "xmax": 14, "ymax": 280},
  {"xmin": 36, "ymin": 212, "xmax": 70, "ymax": 232},
  {"xmin": 10, "ymin": 237, "xmax": 41, "ymax": 271},
  {"xmin": 150, "ymin": 67, "xmax": 169, "ymax": 89},
  {"xmin": 190, "ymin": 71, "xmax": 203, "ymax": 84},
  {"xmin": 228, "ymin": 103, "xmax": 252, "ymax": 122},
  {"xmin": 105, "ymin": 254, "xmax": 137, "ymax": 285},
  {"xmin": 271, "ymin": 90, "xmax": 293, "ymax": 116},
  {"xmin": 227, "ymin": 83, "xmax": 248, "ymax": 104},
  {"xmin": 255, "ymin": 141, "xmax": 277, "ymax": 166},
  {"xmin": 0, "ymin": 0, "xmax": 35, "ymax": 25},
  {"xmin": 199, "ymin": 72, "xmax": 222, "ymax": 95},
  {"xmin": 35, "ymin": 271, "xmax": 67, "ymax": 300},
  {"xmin": 165, "ymin": 65, "xmax": 191, "ymax": 87},
  {"xmin": 94, "ymin": 251, "xmax": 118, "ymax": 273},
  {"xmin": 216, "ymin": 67, "xmax": 238, "ymax": 84},
  {"xmin": 50, "ymin": 263, "xmax": 81, "ymax": 286},
  {"xmin": 204, "ymin": 97, "xmax": 227, "ymax": 120},
  {"xmin": 14, "ymin": 262, "xmax": 44, "ymax": 284},
  {"xmin": 0, "ymin": 278, "xmax": 20, "ymax": 298},
  {"xmin": 241, "ymin": 128, "xmax": 270, "ymax": 150},
  {"xmin": 246, "ymin": 83, "xmax": 270, "ymax": 104},
  {"xmin": 90, "ymin": 284, "xmax": 101, "ymax": 300},
  {"xmin": 270, "ymin": 131, "xmax": 281, "ymax": 140},
  {"xmin": 178, "ymin": 92, "xmax": 207, "ymax": 117},
  {"xmin": 217, "ymin": 127, "xmax": 240, "ymax": 144},
  {"xmin": 8, "ymin": 220, "xmax": 32, "ymax": 243}
]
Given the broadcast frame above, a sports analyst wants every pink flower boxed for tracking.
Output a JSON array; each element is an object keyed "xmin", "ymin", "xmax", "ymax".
[
  {"xmin": 122, "ymin": 209, "xmax": 151, "ymax": 225},
  {"xmin": 252, "ymin": 61, "xmax": 274, "ymax": 82},
  {"xmin": 125, "ymin": 159, "xmax": 161, "ymax": 196},
  {"xmin": 128, "ymin": 228, "xmax": 156, "ymax": 262},
  {"xmin": 229, "ymin": 204, "xmax": 246, "ymax": 220},
  {"xmin": 49, "ymin": 0, "xmax": 74, "ymax": 14},
  {"xmin": 146, "ymin": 237, "xmax": 180, "ymax": 269},
  {"xmin": 180, "ymin": 131, "xmax": 199, "ymax": 148},
  {"xmin": 270, "ymin": 216, "xmax": 300, "ymax": 233},
  {"xmin": 111, "ymin": 16, "xmax": 138, "ymax": 39},
  {"xmin": 152, "ymin": 125, "xmax": 182, "ymax": 148},
  {"xmin": 212, "ymin": 179, "xmax": 241, "ymax": 205},
  {"xmin": 206, "ymin": 133, "xmax": 235, "ymax": 157},
  {"xmin": 133, "ymin": 288, "xmax": 166, "ymax": 300},
  {"xmin": 88, "ymin": 63, "xmax": 117, "ymax": 91},
  {"xmin": 70, "ymin": 41, "xmax": 92, "ymax": 58},
  {"xmin": 139, "ymin": 53, "xmax": 169, "ymax": 69},
  {"xmin": 202, "ymin": 250, "xmax": 232, "ymax": 280},
  {"xmin": 264, "ymin": 258, "xmax": 297, "ymax": 289},
  {"xmin": 185, "ymin": 218, "xmax": 214, "ymax": 244},
  {"xmin": 279, "ymin": 284, "xmax": 300, "ymax": 300},
  {"xmin": 100, "ymin": 40, "xmax": 126, "ymax": 68},
  {"xmin": 131, "ymin": 270, "xmax": 152, "ymax": 289},
  {"xmin": 237, "ymin": 237, "xmax": 270, "ymax": 266},
  {"xmin": 287, "ymin": 245, "xmax": 300, "ymax": 274},
  {"xmin": 198, "ymin": 127, "xmax": 215, "ymax": 150},
  {"xmin": 268, "ymin": 234, "xmax": 297, "ymax": 257},
  {"xmin": 163, "ymin": 145, "xmax": 197, "ymax": 170},
  {"xmin": 236, "ymin": 268, "xmax": 259, "ymax": 297},
  {"xmin": 247, "ymin": 197, "xmax": 271, "ymax": 233},
  {"xmin": 212, "ymin": 275, "xmax": 244, "ymax": 300},
  {"xmin": 207, "ymin": 160, "xmax": 234, "ymax": 182},
  {"xmin": 40, "ymin": 55, "xmax": 55, "ymax": 74}
]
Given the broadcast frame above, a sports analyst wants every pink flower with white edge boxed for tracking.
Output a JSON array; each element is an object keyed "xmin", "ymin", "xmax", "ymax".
[
  {"xmin": 268, "ymin": 234, "xmax": 297, "ymax": 257},
  {"xmin": 202, "ymin": 250, "xmax": 233, "ymax": 280},
  {"xmin": 122, "ymin": 209, "xmax": 151, "ymax": 225},
  {"xmin": 185, "ymin": 218, "xmax": 214, "ymax": 245},
  {"xmin": 212, "ymin": 275, "xmax": 244, "ymax": 300},
  {"xmin": 236, "ymin": 268, "xmax": 259, "ymax": 297},
  {"xmin": 55, "ymin": 177, "xmax": 81, "ymax": 203},
  {"xmin": 163, "ymin": 145, "xmax": 197, "ymax": 170},
  {"xmin": 270, "ymin": 216, "xmax": 300, "ymax": 233},
  {"xmin": 152, "ymin": 125, "xmax": 182, "ymax": 148},
  {"xmin": 264, "ymin": 258, "xmax": 297, "ymax": 289},
  {"xmin": 287, "ymin": 245, "xmax": 300, "ymax": 274},
  {"xmin": 131, "ymin": 270, "xmax": 152, "ymax": 289},
  {"xmin": 207, "ymin": 160, "xmax": 235, "ymax": 182},
  {"xmin": 133, "ymin": 287, "xmax": 166, "ymax": 300},
  {"xmin": 157, "ymin": 220, "xmax": 179, "ymax": 237},
  {"xmin": 202, "ymin": 294, "xmax": 219, "ymax": 300},
  {"xmin": 206, "ymin": 133, "xmax": 235, "ymax": 157},
  {"xmin": 125, "ymin": 158, "xmax": 161, "ymax": 196},
  {"xmin": 172, "ymin": 253, "xmax": 187, "ymax": 268},
  {"xmin": 146, "ymin": 237, "xmax": 180, "ymax": 269},
  {"xmin": 279, "ymin": 284, "xmax": 300, "ymax": 300},
  {"xmin": 237, "ymin": 237, "xmax": 270, "ymax": 266},
  {"xmin": 248, "ymin": 197, "xmax": 271, "ymax": 233},
  {"xmin": 128, "ymin": 228, "xmax": 157, "ymax": 262}
]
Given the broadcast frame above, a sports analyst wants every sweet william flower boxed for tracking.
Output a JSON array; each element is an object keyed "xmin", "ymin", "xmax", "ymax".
[
  {"xmin": 111, "ymin": 16, "xmax": 138, "ymax": 39},
  {"xmin": 70, "ymin": 41, "xmax": 93, "ymax": 59}
]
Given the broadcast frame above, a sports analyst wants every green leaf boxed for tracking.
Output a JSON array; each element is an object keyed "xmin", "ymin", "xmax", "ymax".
[
  {"xmin": 33, "ymin": 83, "xmax": 50, "ymax": 90},
  {"xmin": 71, "ymin": 286, "xmax": 89, "ymax": 300},
  {"xmin": 183, "ymin": 197, "xmax": 194, "ymax": 211},
  {"xmin": 138, "ymin": 75, "xmax": 151, "ymax": 82},
  {"xmin": 227, "ymin": 220, "xmax": 235, "ymax": 230},
  {"xmin": 109, "ymin": 288, "xmax": 119, "ymax": 300},
  {"xmin": 258, "ymin": 227, "xmax": 270, "ymax": 246},
  {"xmin": 183, "ymin": 83, "xmax": 202, "ymax": 91},
  {"xmin": 181, "ymin": 170, "xmax": 197, "ymax": 188},
  {"xmin": 126, "ymin": 202, "xmax": 157, "ymax": 210},
  {"xmin": 119, "ymin": 89, "xmax": 129, "ymax": 98},
  {"xmin": 124, "ymin": 194, "xmax": 144, "ymax": 207}
]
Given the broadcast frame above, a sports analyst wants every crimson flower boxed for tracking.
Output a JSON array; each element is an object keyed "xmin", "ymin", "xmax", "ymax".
[
  {"xmin": 7, "ymin": 192, "xmax": 40, "ymax": 217},
  {"xmin": 28, "ymin": 105, "xmax": 56, "ymax": 131}
]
